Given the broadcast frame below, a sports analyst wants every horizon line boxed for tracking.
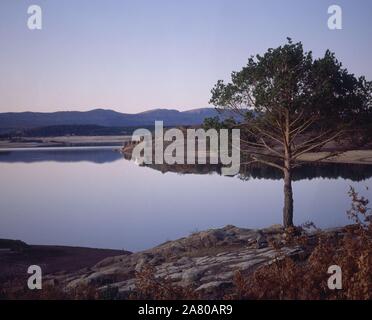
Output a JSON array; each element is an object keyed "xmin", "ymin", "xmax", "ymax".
[{"xmin": 0, "ymin": 106, "xmax": 215, "ymax": 115}]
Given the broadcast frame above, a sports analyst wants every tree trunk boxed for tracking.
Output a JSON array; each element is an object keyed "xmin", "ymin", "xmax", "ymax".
[{"xmin": 283, "ymin": 168, "xmax": 294, "ymax": 228}]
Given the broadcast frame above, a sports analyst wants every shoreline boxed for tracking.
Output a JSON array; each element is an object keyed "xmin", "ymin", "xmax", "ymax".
[
  {"xmin": 1, "ymin": 134, "xmax": 372, "ymax": 165},
  {"xmin": 0, "ymin": 239, "xmax": 130, "ymax": 282},
  {"xmin": 0, "ymin": 135, "xmax": 131, "ymax": 149},
  {"xmin": 297, "ymin": 150, "xmax": 372, "ymax": 165},
  {"xmin": 2, "ymin": 143, "xmax": 372, "ymax": 166}
]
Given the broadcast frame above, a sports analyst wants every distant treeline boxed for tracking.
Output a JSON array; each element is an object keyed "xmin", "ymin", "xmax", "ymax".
[{"xmin": 0, "ymin": 124, "xmax": 172, "ymax": 138}]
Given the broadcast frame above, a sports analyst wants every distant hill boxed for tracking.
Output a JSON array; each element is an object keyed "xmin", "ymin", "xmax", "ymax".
[{"xmin": 0, "ymin": 108, "xmax": 223, "ymax": 131}]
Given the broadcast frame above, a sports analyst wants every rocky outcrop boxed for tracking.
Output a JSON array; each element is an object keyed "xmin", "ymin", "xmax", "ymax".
[{"xmin": 45, "ymin": 225, "xmax": 310, "ymax": 298}]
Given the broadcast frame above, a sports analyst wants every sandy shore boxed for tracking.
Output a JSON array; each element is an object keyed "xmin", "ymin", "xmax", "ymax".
[
  {"xmin": 0, "ymin": 135, "xmax": 131, "ymax": 149},
  {"xmin": 298, "ymin": 150, "xmax": 372, "ymax": 165},
  {"xmin": 2, "ymin": 135, "xmax": 372, "ymax": 165}
]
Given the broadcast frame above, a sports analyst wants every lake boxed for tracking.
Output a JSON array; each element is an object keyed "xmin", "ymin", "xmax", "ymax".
[{"xmin": 0, "ymin": 147, "xmax": 371, "ymax": 252}]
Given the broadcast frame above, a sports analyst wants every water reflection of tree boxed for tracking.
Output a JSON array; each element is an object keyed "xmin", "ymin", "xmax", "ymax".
[
  {"xmin": 123, "ymin": 150, "xmax": 372, "ymax": 181},
  {"xmin": 130, "ymin": 159, "xmax": 372, "ymax": 182},
  {"xmin": 239, "ymin": 162, "xmax": 372, "ymax": 182}
]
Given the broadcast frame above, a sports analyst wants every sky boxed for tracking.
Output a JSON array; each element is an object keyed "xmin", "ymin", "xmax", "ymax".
[{"xmin": 0, "ymin": 0, "xmax": 371, "ymax": 113}]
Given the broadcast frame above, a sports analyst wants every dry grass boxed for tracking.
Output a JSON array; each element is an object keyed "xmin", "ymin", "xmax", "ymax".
[{"xmin": 128, "ymin": 265, "xmax": 200, "ymax": 300}]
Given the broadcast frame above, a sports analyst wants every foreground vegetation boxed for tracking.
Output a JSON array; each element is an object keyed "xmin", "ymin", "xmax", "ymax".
[{"xmin": 130, "ymin": 188, "xmax": 372, "ymax": 300}]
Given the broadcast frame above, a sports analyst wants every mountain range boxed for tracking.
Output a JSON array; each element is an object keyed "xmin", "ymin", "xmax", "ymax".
[{"xmin": 0, "ymin": 108, "xmax": 221, "ymax": 131}]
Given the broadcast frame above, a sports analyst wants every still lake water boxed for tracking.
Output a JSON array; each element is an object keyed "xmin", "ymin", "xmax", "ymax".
[{"xmin": 0, "ymin": 147, "xmax": 371, "ymax": 252}]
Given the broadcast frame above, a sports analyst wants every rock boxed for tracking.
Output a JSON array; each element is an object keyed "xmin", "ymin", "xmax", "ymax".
[
  {"xmin": 149, "ymin": 254, "xmax": 165, "ymax": 266},
  {"xmin": 199, "ymin": 229, "xmax": 225, "ymax": 246},
  {"xmin": 118, "ymin": 283, "xmax": 136, "ymax": 294},
  {"xmin": 176, "ymin": 256, "xmax": 193, "ymax": 265},
  {"xmin": 165, "ymin": 242, "xmax": 186, "ymax": 256},
  {"xmin": 134, "ymin": 260, "xmax": 145, "ymax": 272},
  {"xmin": 196, "ymin": 281, "xmax": 232, "ymax": 292},
  {"xmin": 47, "ymin": 224, "xmax": 309, "ymax": 299},
  {"xmin": 264, "ymin": 224, "xmax": 284, "ymax": 232},
  {"xmin": 84, "ymin": 267, "xmax": 122, "ymax": 285},
  {"xmin": 231, "ymin": 258, "xmax": 267, "ymax": 271},
  {"xmin": 182, "ymin": 267, "xmax": 207, "ymax": 283},
  {"xmin": 256, "ymin": 232, "xmax": 268, "ymax": 249},
  {"xmin": 167, "ymin": 272, "xmax": 183, "ymax": 281},
  {"xmin": 116, "ymin": 280, "xmax": 136, "ymax": 294},
  {"xmin": 195, "ymin": 256, "xmax": 210, "ymax": 265},
  {"xmin": 66, "ymin": 277, "xmax": 89, "ymax": 289},
  {"xmin": 134, "ymin": 254, "xmax": 153, "ymax": 272},
  {"xmin": 200, "ymin": 271, "xmax": 234, "ymax": 282},
  {"xmin": 222, "ymin": 225, "xmax": 236, "ymax": 230},
  {"xmin": 94, "ymin": 254, "xmax": 130, "ymax": 268}
]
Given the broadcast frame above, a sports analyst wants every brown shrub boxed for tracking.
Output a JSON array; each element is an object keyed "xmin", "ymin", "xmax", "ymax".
[
  {"xmin": 0, "ymin": 278, "xmax": 101, "ymax": 300},
  {"xmin": 226, "ymin": 186, "xmax": 372, "ymax": 300},
  {"xmin": 129, "ymin": 265, "xmax": 200, "ymax": 300}
]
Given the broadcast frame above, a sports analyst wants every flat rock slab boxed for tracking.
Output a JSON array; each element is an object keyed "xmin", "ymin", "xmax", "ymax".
[{"xmin": 45, "ymin": 224, "xmax": 306, "ymax": 298}]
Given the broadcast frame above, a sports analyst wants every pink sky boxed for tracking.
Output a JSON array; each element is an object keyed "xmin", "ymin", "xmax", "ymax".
[{"xmin": 1, "ymin": 0, "xmax": 371, "ymax": 113}]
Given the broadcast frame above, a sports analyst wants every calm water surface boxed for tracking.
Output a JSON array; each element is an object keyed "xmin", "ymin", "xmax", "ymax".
[{"xmin": 0, "ymin": 147, "xmax": 371, "ymax": 251}]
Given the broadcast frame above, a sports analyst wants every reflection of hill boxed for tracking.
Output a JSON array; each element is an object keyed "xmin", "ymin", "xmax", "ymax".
[{"xmin": 0, "ymin": 148, "xmax": 122, "ymax": 164}]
